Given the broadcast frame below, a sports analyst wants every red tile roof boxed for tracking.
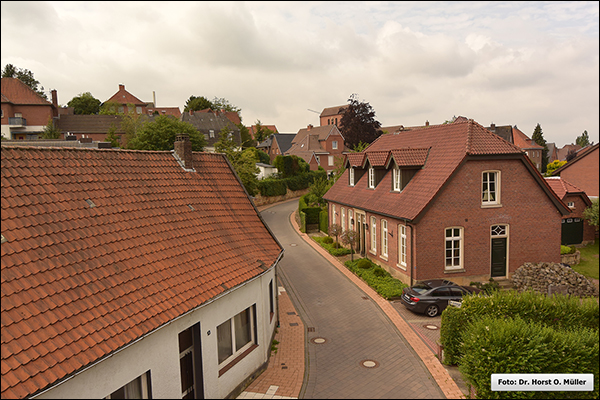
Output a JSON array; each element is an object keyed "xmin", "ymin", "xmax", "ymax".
[
  {"xmin": 320, "ymin": 105, "xmax": 348, "ymax": 118},
  {"xmin": 324, "ymin": 119, "xmax": 525, "ymax": 220},
  {"xmin": 1, "ymin": 147, "xmax": 283, "ymax": 398},
  {"xmin": 512, "ymin": 126, "xmax": 543, "ymax": 150},
  {"xmin": 544, "ymin": 176, "xmax": 587, "ymax": 199},
  {"xmin": 1, "ymin": 78, "xmax": 51, "ymax": 105},
  {"xmin": 389, "ymin": 148, "xmax": 430, "ymax": 167},
  {"xmin": 105, "ymin": 84, "xmax": 145, "ymax": 105}
]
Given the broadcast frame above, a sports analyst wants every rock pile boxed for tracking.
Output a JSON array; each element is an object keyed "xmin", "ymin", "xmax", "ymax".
[{"xmin": 512, "ymin": 262, "xmax": 599, "ymax": 298}]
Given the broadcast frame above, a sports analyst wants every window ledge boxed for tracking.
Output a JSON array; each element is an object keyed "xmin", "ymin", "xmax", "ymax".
[
  {"xmin": 369, "ymin": 250, "xmax": 377, "ymax": 256},
  {"xmin": 444, "ymin": 268, "xmax": 466, "ymax": 274},
  {"xmin": 380, "ymin": 255, "xmax": 388, "ymax": 261},
  {"xmin": 481, "ymin": 203, "xmax": 502, "ymax": 209},
  {"xmin": 218, "ymin": 344, "xmax": 259, "ymax": 377},
  {"xmin": 396, "ymin": 263, "xmax": 407, "ymax": 271}
]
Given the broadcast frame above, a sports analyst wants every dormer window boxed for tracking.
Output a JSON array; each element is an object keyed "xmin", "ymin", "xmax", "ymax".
[
  {"xmin": 393, "ymin": 168, "xmax": 401, "ymax": 191},
  {"xmin": 332, "ymin": 140, "xmax": 338, "ymax": 150},
  {"xmin": 368, "ymin": 168, "xmax": 375, "ymax": 189},
  {"xmin": 349, "ymin": 168, "xmax": 355, "ymax": 186}
]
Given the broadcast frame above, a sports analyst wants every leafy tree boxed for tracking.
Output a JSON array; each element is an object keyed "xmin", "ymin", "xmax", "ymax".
[
  {"xmin": 126, "ymin": 115, "xmax": 205, "ymax": 151},
  {"xmin": 583, "ymin": 198, "xmax": 599, "ymax": 229},
  {"xmin": 99, "ymin": 101, "xmax": 121, "ymax": 115},
  {"xmin": 231, "ymin": 148, "xmax": 260, "ymax": 196},
  {"xmin": 351, "ymin": 141, "xmax": 369, "ymax": 152},
  {"xmin": 273, "ymin": 155, "xmax": 309, "ymax": 178},
  {"xmin": 238, "ymin": 123, "xmax": 256, "ymax": 148},
  {"xmin": 531, "ymin": 123, "xmax": 549, "ymax": 173},
  {"xmin": 67, "ymin": 92, "xmax": 101, "ymax": 115},
  {"xmin": 2, "ymin": 64, "xmax": 48, "ymax": 100},
  {"xmin": 120, "ymin": 112, "xmax": 148, "ymax": 146},
  {"xmin": 306, "ymin": 177, "xmax": 330, "ymax": 207},
  {"xmin": 576, "ymin": 130, "xmax": 591, "ymax": 148},
  {"xmin": 545, "ymin": 160, "xmax": 567, "ymax": 176},
  {"xmin": 341, "ymin": 229, "xmax": 358, "ymax": 261},
  {"xmin": 184, "ymin": 95, "xmax": 213, "ymax": 112},
  {"xmin": 41, "ymin": 118, "xmax": 61, "ymax": 139},
  {"xmin": 212, "ymin": 97, "xmax": 241, "ymax": 114},
  {"xmin": 256, "ymin": 149, "xmax": 271, "ymax": 164},
  {"xmin": 253, "ymin": 120, "xmax": 275, "ymax": 144},
  {"xmin": 565, "ymin": 148, "xmax": 578, "ymax": 162},
  {"xmin": 329, "ymin": 223, "xmax": 343, "ymax": 246},
  {"xmin": 105, "ymin": 124, "xmax": 121, "ymax": 148},
  {"xmin": 339, "ymin": 94, "xmax": 382, "ymax": 150},
  {"xmin": 214, "ymin": 126, "xmax": 238, "ymax": 159}
]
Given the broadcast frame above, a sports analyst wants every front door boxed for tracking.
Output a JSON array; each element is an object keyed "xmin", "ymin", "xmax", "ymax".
[
  {"xmin": 179, "ymin": 323, "xmax": 204, "ymax": 399},
  {"xmin": 491, "ymin": 238, "xmax": 507, "ymax": 277},
  {"xmin": 356, "ymin": 213, "xmax": 367, "ymax": 257}
]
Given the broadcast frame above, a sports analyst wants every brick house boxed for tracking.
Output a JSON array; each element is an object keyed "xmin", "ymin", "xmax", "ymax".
[
  {"xmin": 551, "ymin": 143, "xmax": 599, "ymax": 199},
  {"xmin": 485, "ymin": 123, "xmax": 544, "ymax": 171},
  {"xmin": 103, "ymin": 84, "xmax": 148, "ymax": 115},
  {"xmin": 1, "ymin": 136, "xmax": 283, "ymax": 399},
  {"xmin": 1, "ymin": 77, "xmax": 59, "ymax": 140},
  {"xmin": 319, "ymin": 104, "xmax": 348, "ymax": 127},
  {"xmin": 285, "ymin": 124, "xmax": 349, "ymax": 174},
  {"xmin": 181, "ymin": 110, "xmax": 242, "ymax": 153},
  {"xmin": 324, "ymin": 118, "xmax": 570, "ymax": 286},
  {"xmin": 257, "ymin": 133, "xmax": 296, "ymax": 164},
  {"xmin": 54, "ymin": 114, "xmax": 127, "ymax": 143},
  {"xmin": 545, "ymin": 177, "xmax": 595, "ymax": 245}
]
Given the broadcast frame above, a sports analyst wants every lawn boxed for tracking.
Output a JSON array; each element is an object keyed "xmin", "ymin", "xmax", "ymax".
[{"xmin": 572, "ymin": 238, "xmax": 599, "ymax": 280}]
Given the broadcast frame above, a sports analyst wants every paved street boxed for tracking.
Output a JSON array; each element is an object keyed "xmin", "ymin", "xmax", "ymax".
[{"xmin": 259, "ymin": 199, "xmax": 446, "ymax": 399}]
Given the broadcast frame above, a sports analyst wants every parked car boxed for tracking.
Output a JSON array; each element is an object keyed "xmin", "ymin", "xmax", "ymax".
[{"xmin": 400, "ymin": 279, "xmax": 482, "ymax": 317}]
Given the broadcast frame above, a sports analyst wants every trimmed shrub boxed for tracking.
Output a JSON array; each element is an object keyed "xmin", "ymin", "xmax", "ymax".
[
  {"xmin": 357, "ymin": 259, "xmax": 372, "ymax": 269},
  {"xmin": 312, "ymin": 236, "xmax": 351, "ymax": 256},
  {"xmin": 299, "ymin": 211, "xmax": 306, "ymax": 233},
  {"xmin": 319, "ymin": 209, "xmax": 329, "ymax": 234},
  {"xmin": 322, "ymin": 236, "xmax": 334, "ymax": 244},
  {"xmin": 258, "ymin": 178, "xmax": 287, "ymax": 197},
  {"xmin": 459, "ymin": 316, "xmax": 599, "ymax": 399},
  {"xmin": 560, "ymin": 245, "xmax": 576, "ymax": 255},
  {"xmin": 304, "ymin": 207, "xmax": 321, "ymax": 225},
  {"xmin": 345, "ymin": 259, "xmax": 407, "ymax": 299},
  {"xmin": 440, "ymin": 290, "xmax": 599, "ymax": 366},
  {"xmin": 373, "ymin": 267, "xmax": 388, "ymax": 277}
]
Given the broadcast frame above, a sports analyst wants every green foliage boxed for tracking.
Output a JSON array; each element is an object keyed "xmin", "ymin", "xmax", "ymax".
[
  {"xmin": 126, "ymin": 115, "xmax": 205, "ymax": 151},
  {"xmin": 67, "ymin": 92, "xmax": 101, "ymax": 115},
  {"xmin": 329, "ymin": 223, "xmax": 343, "ymax": 243},
  {"xmin": 560, "ymin": 245, "xmax": 576, "ymax": 255},
  {"xmin": 341, "ymin": 229, "xmax": 358, "ymax": 260},
  {"xmin": 184, "ymin": 95, "xmax": 213, "ymax": 112},
  {"xmin": 322, "ymin": 236, "xmax": 334, "ymax": 244},
  {"xmin": 256, "ymin": 149, "xmax": 271, "ymax": 164},
  {"xmin": 211, "ymin": 97, "xmax": 241, "ymax": 114},
  {"xmin": 41, "ymin": 118, "xmax": 61, "ymax": 139},
  {"xmin": 258, "ymin": 178, "xmax": 287, "ymax": 197},
  {"xmin": 238, "ymin": 123, "xmax": 256, "ymax": 148},
  {"xmin": 312, "ymin": 236, "xmax": 352, "ymax": 256},
  {"xmin": 99, "ymin": 101, "xmax": 121, "ymax": 115},
  {"xmin": 545, "ymin": 160, "xmax": 567, "ymax": 176},
  {"xmin": 306, "ymin": 177, "xmax": 331, "ymax": 208},
  {"xmin": 2, "ymin": 64, "xmax": 47, "ymax": 100},
  {"xmin": 351, "ymin": 141, "xmax": 369, "ymax": 152},
  {"xmin": 214, "ymin": 126, "xmax": 238, "ymax": 158},
  {"xmin": 531, "ymin": 123, "xmax": 549, "ymax": 173},
  {"xmin": 271, "ymin": 339, "xmax": 279, "ymax": 354},
  {"xmin": 273, "ymin": 155, "xmax": 309, "ymax": 178},
  {"xmin": 319, "ymin": 209, "xmax": 329, "ymax": 234},
  {"xmin": 303, "ymin": 207, "xmax": 321, "ymax": 225},
  {"xmin": 344, "ymin": 259, "xmax": 408, "ymax": 299},
  {"xmin": 105, "ymin": 125, "xmax": 120, "ymax": 148},
  {"xmin": 253, "ymin": 120, "xmax": 275, "ymax": 144},
  {"xmin": 339, "ymin": 94, "xmax": 382, "ymax": 150},
  {"xmin": 232, "ymin": 148, "xmax": 260, "ymax": 196},
  {"xmin": 576, "ymin": 130, "xmax": 591, "ymax": 148},
  {"xmin": 440, "ymin": 290, "xmax": 600, "ymax": 366},
  {"xmin": 583, "ymin": 198, "xmax": 599, "ymax": 228},
  {"xmin": 572, "ymin": 239, "xmax": 599, "ymax": 279},
  {"xmin": 469, "ymin": 278, "xmax": 500, "ymax": 294},
  {"xmin": 459, "ymin": 316, "xmax": 599, "ymax": 399}
]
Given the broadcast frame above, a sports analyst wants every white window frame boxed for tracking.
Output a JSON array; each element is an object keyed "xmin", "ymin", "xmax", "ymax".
[
  {"xmin": 332, "ymin": 140, "xmax": 338, "ymax": 150},
  {"xmin": 393, "ymin": 167, "xmax": 401, "ymax": 192},
  {"xmin": 482, "ymin": 171, "xmax": 501, "ymax": 206},
  {"xmin": 209, "ymin": 130, "xmax": 215, "ymax": 138},
  {"xmin": 445, "ymin": 227, "xmax": 463, "ymax": 270},
  {"xmin": 342, "ymin": 208, "xmax": 346, "ymax": 231},
  {"xmin": 370, "ymin": 216, "xmax": 377, "ymax": 253},
  {"xmin": 328, "ymin": 155, "xmax": 334, "ymax": 166},
  {"xmin": 136, "ymin": 106, "xmax": 142, "ymax": 114},
  {"xmin": 398, "ymin": 225, "xmax": 407, "ymax": 268},
  {"xmin": 332, "ymin": 205, "xmax": 337, "ymax": 224},
  {"xmin": 105, "ymin": 372, "xmax": 151, "ymax": 399},
  {"xmin": 348, "ymin": 209, "xmax": 354, "ymax": 231},
  {"xmin": 217, "ymin": 305, "xmax": 256, "ymax": 368},
  {"xmin": 349, "ymin": 168, "xmax": 355, "ymax": 186},
  {"xmin": 368, "ymin": 167, "xmax": 375, "ymax": 189},
  {"xmin": 381, "ymin": 219, "xmax": 388, "ymax": 258}
]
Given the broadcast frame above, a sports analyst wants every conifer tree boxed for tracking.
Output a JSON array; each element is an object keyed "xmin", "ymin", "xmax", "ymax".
[{"xmin": 532, "ymin": 123, "xmax": 549, "ymax": 173}]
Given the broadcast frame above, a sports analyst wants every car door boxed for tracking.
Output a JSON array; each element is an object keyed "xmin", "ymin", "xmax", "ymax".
[
  {"xmin": 449, "ymin": 287, "xmax": 467, "ymax": 303},
  {"xmin": 430, "ymin": 288, "xmax": 452, "ymax": 311}
]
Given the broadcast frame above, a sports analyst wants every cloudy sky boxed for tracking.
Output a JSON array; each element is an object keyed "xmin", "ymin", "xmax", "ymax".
[{"xmin": 2, "ymin": 1, "xmax": 598, "ymax": 146}]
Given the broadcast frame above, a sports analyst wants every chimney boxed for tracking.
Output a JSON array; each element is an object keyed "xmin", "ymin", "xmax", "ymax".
[
  {"xmin": 490, "ymin": 123, "xmax": 496, "ymax": 130},
  {"xmin": 189, "ymin": 110, "xmax": 194, "ymax": 116},
  {"xmin": 307, "ymin": 124, "xmax": 313, "ymax": 131},
  {"xmin": 153, "ymin": 91, "xmax": 156, "ymax": 107},
  {"xmin": 51, "ymin": 89, "xmax": 59, "ymax": 117},
  {"xmin": 174, "ymin": 133, "xmax": 193, "ymax": 170},
  {"xmin": 119, "ymin": 84, "xmax": 125, "ymax": 91},
  {"xmin": 425, "ymin": 120, "xmax": 429, "ymax": 126}
]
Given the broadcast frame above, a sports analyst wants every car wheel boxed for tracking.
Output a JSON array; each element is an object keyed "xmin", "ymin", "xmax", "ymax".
[{"xmin": 425, "ymin": 304, "xmax": 439, "ymax": 317}]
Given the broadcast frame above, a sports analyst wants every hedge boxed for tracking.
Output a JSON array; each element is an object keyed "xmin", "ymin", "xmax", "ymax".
[
  {"xmin": 344, "ymin": 258, "xmax": 408, "ymax": 300},
  {"xmin": 440, "ymin": 290, "xmax": 600, "ymax": 365},
  {"xmin": 312, "ymin": 236, "xmax": 351, "ymax": 256},
  {"xmin": 319, "ymin": 210, "xmax": 329, "ymax": 234},
  {"xmin": 257, "ymin": 178, "xmax": 287, "ymax": 197},
  {"xmin": 459, "ymin": 316, "xmax": 599, "ymax": 399}
]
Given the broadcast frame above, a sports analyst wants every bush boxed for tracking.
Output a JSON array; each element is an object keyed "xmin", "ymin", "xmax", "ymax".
[
  {"xmin": 319, "ymin": 209, "xmax": 329, "ymax": 234},
  {"xmin": 357, "ymin": 259, "xmax": 372, "ymax": 269},
  {"xmin": 323, "ymin": 236, "xmax": 334, "ymax": 244},
  {"xmin": 312, "ymin": 236, "xmax": 351, "ymax": 256},
  {"xmin": 560, "ymin": 245, "xmax": 576, "ymax": 255},
  {"xmin": 345, "ymin": 259, "xmax": 407, "ymax": 299},
  {"xmin": 469, "ymin": 278, "xmax": 500, "ymax": 294},
  {"xmin": 459, "ymin": 316, "xmax": 599, "ymax": 399},
  {"xmin": 258, "ymin": 178, "xmax": 287, "ymax": 197},
  {"xmin": 440, "ymin": 290, "xmax": 599, "ymax": 366}
]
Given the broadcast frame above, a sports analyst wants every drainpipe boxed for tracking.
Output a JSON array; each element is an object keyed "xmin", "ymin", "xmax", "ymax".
[{"xmin": 409, "ymin": 223, "xmax": 414, "ymax": 286}]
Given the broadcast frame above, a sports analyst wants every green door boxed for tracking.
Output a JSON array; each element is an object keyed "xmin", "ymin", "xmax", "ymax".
[
  {"xmin": 491, "ymin": 237, "xmax": 507, "ymax": 277},
  {"xmin": 561, "ymin": 218, "xmax": 584, "ymax": 245}
]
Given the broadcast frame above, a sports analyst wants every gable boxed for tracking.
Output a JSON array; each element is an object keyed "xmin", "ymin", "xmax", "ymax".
[
  {"xmin": 1, "ymin": 77, "xmax": 51, "ymax": 105},
  {"xmin": 1, "ymin": 147, "xmax": 282, "ymax": 398}
]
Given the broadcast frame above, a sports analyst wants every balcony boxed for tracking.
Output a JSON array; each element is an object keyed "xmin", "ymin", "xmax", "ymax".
[{"xmin": 8, "ymin": 117, "xmax": 27, "ymax": 127}]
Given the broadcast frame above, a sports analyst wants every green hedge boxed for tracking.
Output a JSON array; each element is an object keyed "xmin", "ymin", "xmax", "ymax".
[
  {"xmin": 440, "ymin": 290, "xmax": 600, "ymax": 365},
  {"xmin": 299, "ymin": 211, "xmax": 307, "ymax": 233},
  {"xmin": 312, "ymin": 236, "xmax": 351, "ymax": 256},
  {"xmin": 257, "ymin": 178, "xmax": 287, "ymax": 197},
  {"xmin": 459, "ymin": 316, "xmax": 599, "ymax": 399},
  {"xmin": 344, "ymin": 258, "xmax": 408, "ymax": 300},
  {"xmin": 298, "ymin": 194, "xmax": 309, "ymax": 213},
  {"xmin": 258, "ymin": 170, "xmax": 326, "ymax": 198},
  {"xmin": 304, "ymin": 207, "xmax": 321, "ymax": 225},
  {"xmin": 319, "ymin": 210, "xmax": 329, "ymax": 234}
]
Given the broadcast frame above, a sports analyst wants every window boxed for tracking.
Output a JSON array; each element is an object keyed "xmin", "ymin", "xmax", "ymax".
[
  {"xmin": 381, "ymin": 219, "xmax": 388, "ymax": 258},
  {"xmin": 136, "ymin": 106, "xmax": 142, "ymax": 114},
  {"xmin": 269, "ymin": 279, "xmax": 274, "ymax": 322},
  {"xmin": 342, "ymin": 208, "xmax": 346, "ymax": 231},
  {"xmin": 567, "ymin": 201, "xmax": 575, "ymax": 208},
  {"xmin": 217, "ymin": 305, "xmax": 256, "ymax": 367},
  {"xmin": 332, "ymin": 205, "xmax": 337, "ymax": 224},
  {"xmin": 118, "ymin": 106, "xmax": 124, "ymax": 114},
  {"xmin": 349, "ymin": 168, "xmax": 355, "ymax": 186},
  {"xmin": 445, "ymin": 227, "xmax": 463, "ymax": 270},
  {"xmin": 368, "ymin": 168, "xmax": 375, "ymax": 188},
  {"xmin": 332, "ymin": 140, "xmax": 338, "ymax": 150},
  {"xmin": 328, "ymin": 155, "xmax": 334, "ymax": 166},
  {"xmin": 399, "ymin": 225, "xmax": 407, "ymax": 268},
  {"xmin": 348, "ymin": 209, "xmax": 354, "ymax": 231},
  {"xmin": 105, "ymin": 372, "xmax": 151, "ymax": 399},
  {"xmin": 370, "ymin": 217, "xmax": 377, "ymax": 252},
  {"xmin": 393, "ymin": 168, "xmax": 401, "ymax": 191},
  {"xmin": 209, "ymin": 130, "xmax": 215, "ymax": 138},
  {"xmin": 482, "ymin": 171, "xmax": 500, "ymax": 206}
]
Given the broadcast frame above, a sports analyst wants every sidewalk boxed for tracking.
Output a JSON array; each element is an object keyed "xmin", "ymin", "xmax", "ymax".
[{"xmin": 239, "ymin": 201, "xmax": 466, "ymax": 399}]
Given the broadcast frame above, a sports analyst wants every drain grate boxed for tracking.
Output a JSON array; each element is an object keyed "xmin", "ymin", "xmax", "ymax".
[
  {"xmin": 287, "ymin": 312, "xmax": 296, "ymax": 315},
  {"xmin": 289, "ymin": 322, "xmax": 298, "ymax": 326}
]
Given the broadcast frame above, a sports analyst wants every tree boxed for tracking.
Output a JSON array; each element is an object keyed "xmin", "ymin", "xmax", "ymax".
[
  {"xmin": 212, "ymin": 97, "xmax": 241, "ymax": 114},
  {"xmin": 351, "ymin": 141, "xmax": 369, "ymax": 152},
  {"xmin": 341, "ymin": 229, "xmax": 358, "ymax": 261},
  {"xmin": 565, "ymin": 149, "xmax": 578, "ymax": 162},
  {"xmin": 545, "ymin": 160, "xmax": 567, "ymax": 176},
  {"xmin": 99, "ymin": 101, "xmax": 121, "ymax": 115},
  {"xmin": 531, "ymin": 123, "xmax": 549, "ymax": 173},
  {"xmin": 41, "ymin": 118, "xmax": 61, "ymax": 139},
  {"xmin": 339, "ymin": 94, "xmax": 382, "ymax": 150},
  {"xmin": 214, "ymin": 126, "xmax": 238, "ymax": 159},
  {"xmin": 306, "ymin": 177, "xmax": 330, "ymax": 208},
  {"xmin": 126, "ymin": 115, "xmax": 205, "ymax": 151},
  {"xmin": 67, "ymin": 92, "xmax": 101, "ymax": 115},
  {"xmin": 105, "ymin": 124, "xmax": 121, "ymax": 148},
  {"xmin": 273, "ymin": 155, "xmax": 309, "ymax": 178},
  {"xmin": 329, "ymin": 223, "xmax": 343, "ymax": 246},
  {"xmin": 231, "ymin": 148, "xmax": 260, "ymax": 196},
  {"xmin": 576, "ymin": 130, "xmax": 591, "ymax": 148},
  {"xmin": 2, "ymin": 64, "xmax": 48, "ymax": 100},
  {"xmin": 583, "ymin": 198, "xmax": 599, "ymax": 229},
  {"xmin": 238, "ymin": 124, "xmax": 256, "ymax": 148},
  {"xmin": 183, "ymin": 95, "xmax": 213, "ymax": 112},
  {"xmin": 253, "ymin": 120, "xmax": 275, "ymax": 144}
]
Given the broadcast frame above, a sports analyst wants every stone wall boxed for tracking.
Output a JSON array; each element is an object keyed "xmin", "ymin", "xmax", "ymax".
[
  {"xmin": 252, "ymin": 188, "xmax": 310, "ymax": 207},
  {"xmin": 511, "ymin": 262, "xmax": 599, "ymax": 298}
]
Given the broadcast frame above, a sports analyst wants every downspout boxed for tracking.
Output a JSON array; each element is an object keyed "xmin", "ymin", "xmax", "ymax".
[{"xmin": 409, "ymin": 223, "xmax": 415, "ymax": 287}]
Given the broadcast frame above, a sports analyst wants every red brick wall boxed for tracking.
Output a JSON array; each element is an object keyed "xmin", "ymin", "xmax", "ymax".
[
  {"xmin": 563, "ymin": 194, "xmax": 597, "ymax": 244},
  {"xmin": 1, "ymin": 104, "xmax": 53, "ymax": 126},
  {"xmin": 559, "ymin": 148, "xmax": 599, "ymax": 197},
  {"xmin": 414, "ymin": 159, "xmax": 563, "ymax": 283}
]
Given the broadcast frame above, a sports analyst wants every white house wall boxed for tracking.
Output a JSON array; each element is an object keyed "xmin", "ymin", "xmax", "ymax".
[{"xmin": 34, "ymin": 268, "xmax": 278, "ymax": 399}]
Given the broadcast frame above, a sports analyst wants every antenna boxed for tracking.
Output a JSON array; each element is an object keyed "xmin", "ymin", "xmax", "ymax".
[{"xmin": 307, "ymin": 109, "xmax": 320, "ymax": 114}]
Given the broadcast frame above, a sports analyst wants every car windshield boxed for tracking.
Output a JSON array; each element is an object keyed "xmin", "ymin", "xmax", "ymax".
[{"xmin": 412, "ymin": 283, "xmax": 431, "ymax": 294}]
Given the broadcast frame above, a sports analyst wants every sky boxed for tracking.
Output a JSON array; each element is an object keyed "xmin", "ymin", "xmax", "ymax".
[{"xmin": 2, "ymin": 1, "xmax": 598, "ymax": 147}]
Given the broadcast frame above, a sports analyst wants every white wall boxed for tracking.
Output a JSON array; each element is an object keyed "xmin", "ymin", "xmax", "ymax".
[{"xmin": 34, "ymin": 267, "xmax": 278, "ymax": 399}]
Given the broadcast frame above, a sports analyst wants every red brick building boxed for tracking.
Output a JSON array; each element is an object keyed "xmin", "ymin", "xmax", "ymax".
[
  {"xmin": 285, "ymin": 124, "xmax": 349, "ymax": 174},
  {"xmin": 551, "ymin": 143, "xmax": 599, "ymax": 198},
  {"xmin": 103, "ymin": 84, "xmax": 148, "ymax": 115},
  {"xmin": 319, "ymin": 104, "xmax": 348, "ymax": 127},
  {"xmin": 324, "ymin": 119, "xmax": 570, "ymax": 286}
]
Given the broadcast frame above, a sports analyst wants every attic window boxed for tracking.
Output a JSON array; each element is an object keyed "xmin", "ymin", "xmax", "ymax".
[
  {"xmin": 188, "ymin": 204, "xmax": 195, "ymax": 211},
  {"xmin": 85, "ymin": 199, "xmax": 96, "ymax": 208},
  {"xmin": 1, "ymin": 234, "xmax": 6, "ymax": 244}
]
